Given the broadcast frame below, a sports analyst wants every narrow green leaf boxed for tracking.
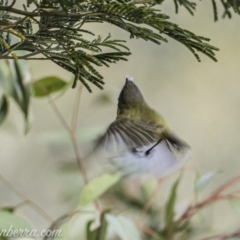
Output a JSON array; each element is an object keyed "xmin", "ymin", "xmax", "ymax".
[
  {"xmin": 33, "ymin": 76, "xmax": 68, "ymax": 97},
  {"xmin": 79, "ymin": 172, "xmax": 121, "ymax": 206},
  {"xmin": 105, "ymin": 214, "xmax": 141, "ymax": 240},
  {"xmin": 86, "ymin": 212, "xmax": 108, "ymax": 240},
  {"xmin": 151, "ymin": 234, "xmax": 164, "ymax": 240},
  {"xmin": 86, "ymin": 220, "xmax": 96, "ymax": 240},
  {"xmin": 12, "ymin": 60, "xmax": 30, "ymax": 121},
  {"xmin": 195, "ymin": 171, "xmax": 217, "ymax": 192},
  {"xmin": 0, "ymin": 60, "xmax": 31, "ymax": 132},
  {"xmin": 0, "ymin": 210, "xmax": 31, "ymax": 231},
  {"xmin": 52, "ymin": 221, "xmax": 69, "ymax": 240},
  {"xmin": 0, "ymin": 206, "xmax": 15, "ymax": 213},
  {"xmin": 0, "ymin": 95, "xmax": 8, "ymax": 126},
  {"xmin": 165, "ymin": 175, "xmax": 181, "ymax": 228}
]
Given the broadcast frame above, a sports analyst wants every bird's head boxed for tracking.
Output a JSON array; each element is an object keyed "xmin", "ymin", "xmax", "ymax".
[{"xmin": 118, "ymin": 76, "xmax": 146, "ymax": 109}]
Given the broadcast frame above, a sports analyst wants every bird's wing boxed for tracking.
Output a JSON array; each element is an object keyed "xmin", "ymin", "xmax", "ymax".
[
  {"xmin": 95, "ymin": 118, "xmax": 162, "ymax": 154},
  {"xmin": 94, "ymin": 119, "xmax": 190, "ymax": 177}
]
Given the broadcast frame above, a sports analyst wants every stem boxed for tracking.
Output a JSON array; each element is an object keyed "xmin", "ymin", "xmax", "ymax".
[
  {"xmin": 200, "ymin": 231, "xmax": 240, "ymax": 240},
  {"xmin": 46, "ymin": 89, "xmax": 101, "ymax": 211},
  {"xmin": 179, "ymin": 173, "xmax": 240, "ymax": 222},
  {"xmin": 9, "ymin": 0, "xmax": 16, "ymax": 8},
  {"xmin": 71, "ymin": 84, "xmax": 83, "ymax": 134},
  {"xmin": 69, "ymin": 132, "xmax": 89, "ymax": 184},
  {"xmin": 138, "ymin": 225, "xmax": 157, "ymax": 237},
  {"xmin": 0, "ymin": 172, "xmax": 53, "ymax": 223},
  {"xmin": 0, "ymin": 6, "xmax": 103, "ymax": 18},
  {"xmin": 47, "ymin": 95, "xmax": 89, "ymax": 184}
]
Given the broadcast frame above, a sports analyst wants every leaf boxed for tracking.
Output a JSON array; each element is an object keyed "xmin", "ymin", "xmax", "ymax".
[
  {"xmin": 229, "ymin": 199, "xmax": 240, "ymax": 214},
  {"xmin": 86, "ymin": 220, "xmax": 96, "ymax": 240},
  {"xmin": 86, "ymin": 212, "xmax": 108, "ymax": 240},
  {"xmin": 52, "ymin": 221, "xmax": 69, "ymax": 240},
  {"xmin": 165, "ymin": 175, "xmax": 181, "ymax": 229},
  {"xmin": 150, "ymin": 234, "xmax": 164, "ymax": 240},
  {"xmin": 105, "ymin": 214, "xmax": 141, "ymax": 240},
  {"xmin": 0, "ymin": 210, "xmax": 31, "ymax": 231},
  {"xmin": 0, "ymin": 206, "xmax": 15, "ymax": 213},
  {"xmin": 195, "ymin": 171, "xmax": 217, "ymax": 192},
  {"xmin": 11, "ymin": 61, "xmax": 31, "ymax": 130},
  {"xmin": 0, "ymin": 60, "xmax": 31, "ymax": 133},
  {"xmin": 0, "ymin": 95, "xmax": 8, "ymax": 126},
  {"xmin": 33, "ymin": 76, "xmax": 68, "ymax": 97},
  {"xmin": 80, "ymin": 172, "xmax": 121, "ymax": 206}
]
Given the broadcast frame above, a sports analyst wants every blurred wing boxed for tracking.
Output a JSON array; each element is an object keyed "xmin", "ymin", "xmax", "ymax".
[
  {"xmin": 95, "ymin": 119, "xmax": 161, "ymax": 154},
  {"xmin": 95, "ymin": 119, "xmax": 190, "ymax": 177}
]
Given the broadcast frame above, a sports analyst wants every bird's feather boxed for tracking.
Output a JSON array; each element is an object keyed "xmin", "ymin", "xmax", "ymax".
[{"xmin": 95, "ymin": 118, "xmax": 190, "ymax": 177}]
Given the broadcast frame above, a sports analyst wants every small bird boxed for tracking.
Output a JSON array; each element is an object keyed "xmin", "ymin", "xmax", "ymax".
[{"xmin": 95, "ymin": 76, "xmax": 190, "ymax": 177}]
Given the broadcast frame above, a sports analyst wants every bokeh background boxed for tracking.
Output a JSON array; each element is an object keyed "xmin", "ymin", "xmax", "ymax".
[{"xmin": 1, "ymin": 1, "xmax": 240, "ymax": 239}]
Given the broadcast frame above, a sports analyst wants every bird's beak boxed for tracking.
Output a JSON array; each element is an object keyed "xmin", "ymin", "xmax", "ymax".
[{"xmin": 125, "ymin": 76, "xmax": 134, "ymax": 82}]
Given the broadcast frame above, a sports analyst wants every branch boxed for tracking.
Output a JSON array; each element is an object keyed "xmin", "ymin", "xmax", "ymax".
[
  {"xmin": 131, "ymin": 0, "xmax": 153, "ymax": 3},
  {"xmin": 179, "ymin": 173, "xmax": 240, "ymax": 222},
  {"xmin": 0, "ymin": 6, "xmax": 102, "ymax": 18},
  {"xmin": 0, "ymin": 172, "xmax": 53, "ymax": 223},
  {"xmin": 200, "ymin": 230, "xmax": 240, "ymax": 240}
]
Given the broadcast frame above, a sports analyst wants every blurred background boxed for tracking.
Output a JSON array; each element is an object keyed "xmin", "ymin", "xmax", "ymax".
[{"xmin": 0, "ymin": 1, "xmax": 240, "ymax": 239}]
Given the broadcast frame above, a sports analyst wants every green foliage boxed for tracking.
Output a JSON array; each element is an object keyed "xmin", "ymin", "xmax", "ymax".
[
  {"xmin": 105, "ymin": 214, "xmax": 141, "ymax": 240},
  {"xmin": 174, "ymin": 0, "xmax": 240, "ymax": 21},
  {"xmin": 212, "ymin": 0, "xmax": 240, "ymax": 20},
  {"xmin": 0, "ymin": 1, "xmax": 239, "ymax": 92},
  {"xmin": 79, "ymin": 172, "xmax": 121, "ymax": 206},
  {"xmin": 0, "ymin": 94, "xmax": 8, "ymax": 126},
  {"xmin": 42, "ymin": 169, "xmax": 240, "ymax": 240},
  {"xmin": 161, "ymin": 175, "xmax": 181, "ymax": 238},
  {"xmin": 165, "ymin": 176, "xmax": 180, "ymax": 228},
  {"xmin": 86, "ymin": 212, "xmax": 108, "ymax": 240},
  {"xmin": 0, "ymin": 0, "xmax": 227, "ymax": 92},
  {"xmin": 33, "ymin": 76, "xmax": 68, "ymax": 97},
  {"xmin": 0, "ymin": 60, "xmax": 30, "ymax": 133},
  {"xmin": 173, "ymin": 0, "xmax": 196, "ymax": 15},
  {"xmin": 0, "ymin": 210, "xmax": 31, "ymax": 232}
]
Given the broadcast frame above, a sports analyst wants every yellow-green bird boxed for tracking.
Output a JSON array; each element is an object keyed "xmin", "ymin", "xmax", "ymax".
[{"xmin": 96, "ymin": 76, "xmax": 190, "ymax": 177}]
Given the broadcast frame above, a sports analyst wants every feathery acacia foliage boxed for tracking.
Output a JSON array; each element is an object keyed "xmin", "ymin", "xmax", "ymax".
[
  {"xmin": 0, "ymin": 0, "xmax": 221, "ymax": 91},
  {"xmin": 174, "ymin": 0, "xmax": 240, "ymax": 21},
  {"xmin": 0, "ymin": 0, "xmax": 239, "ymax": 91}
]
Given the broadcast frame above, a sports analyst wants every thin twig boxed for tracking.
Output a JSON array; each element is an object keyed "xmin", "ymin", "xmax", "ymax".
[
  {"xmin": 47, "ymin": 95, "xmax": 89, "ymax": 183},
  {"xmin": 179, "ymin": 173, "xmax": 240, "ymax": 222},
  {"xmin": 210, "ymin": 173, "xmax": 240, "ymax": 197},
  {"xmin": 45, "ymin": 88, "xmax": 101, "ymax": 211},
  {"xmin": 0, "ymin": 56, "xmax": 51, "ymax": 60},
  {"xmin": 9, "ymin": 0, "xmax": 16, "ymax": 8},
  {"xmin": 131, "ymin": 0, "xmax": 153, "ymax": 3},
  {"xmin": 200, "ymin": 230, "xmax": 240, "ymax": 240},
  {"xmin": 0, "ymin": 6, "xmax": 103, "ymax": 18},
  {"xmin": 138, "ymin": 225, "xmax": 157, "ymax": 237},
  {"xmin": 71, "ymin": 83, "xmax": 83, "ymax": 134},
  {"xmin": 47, "ymin": 96, "xmax": 72, "ymax": 132},
  {"xmin": 0, "ymin": 172, "xmax": 53, "ymax": 223}
]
